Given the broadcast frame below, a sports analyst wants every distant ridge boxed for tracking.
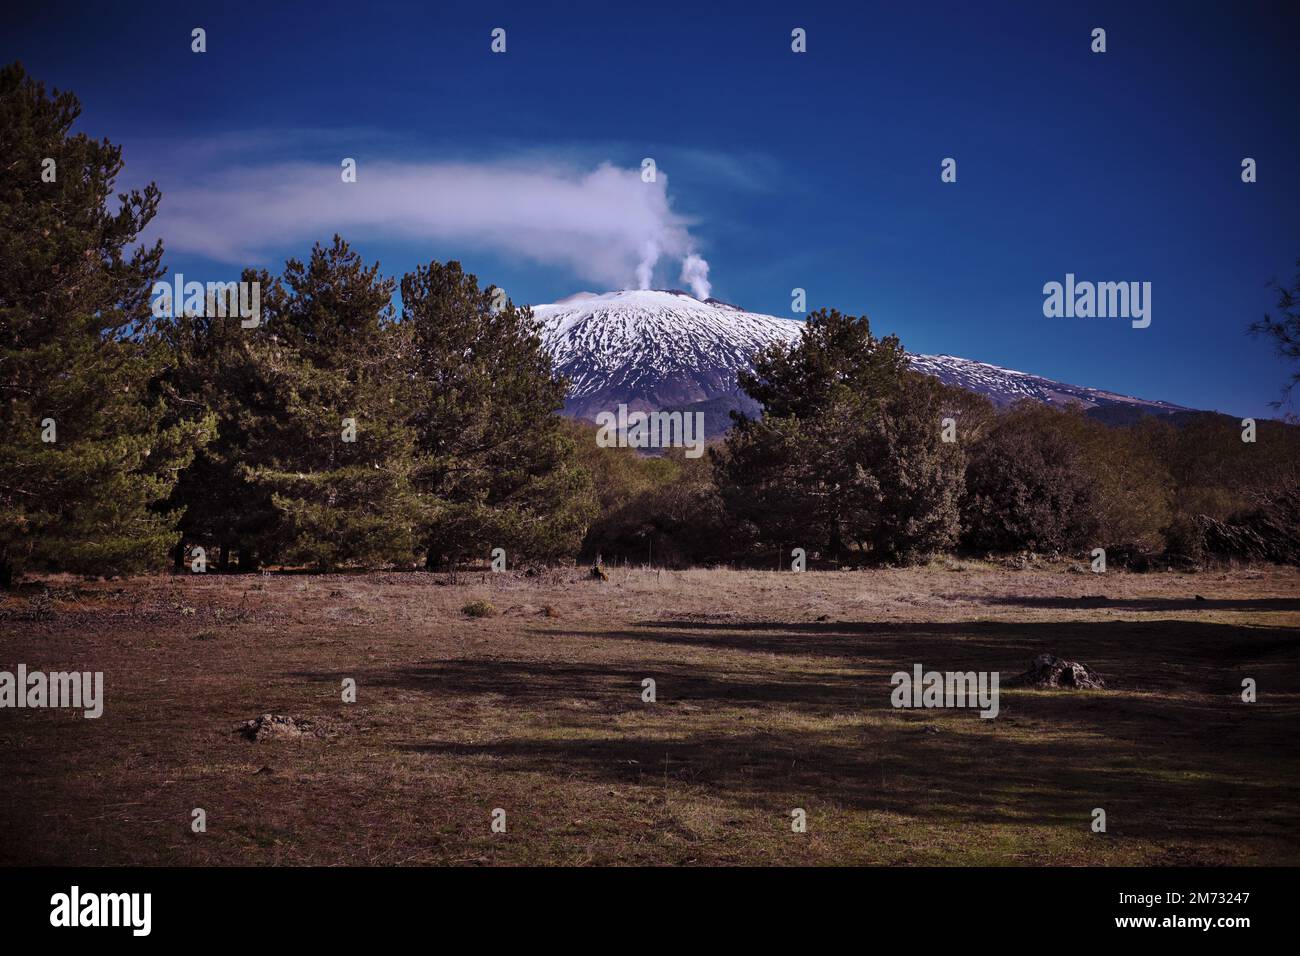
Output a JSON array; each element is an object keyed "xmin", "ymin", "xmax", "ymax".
[{"xmin": 530, "ymin": 289, "xmax": 1191, "ymax": 436}]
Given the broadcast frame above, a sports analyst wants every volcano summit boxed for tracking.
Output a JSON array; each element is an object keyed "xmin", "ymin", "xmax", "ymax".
[{"xmin": 529, "ymin": 289, "xmax": 1187, "ymax": 437}]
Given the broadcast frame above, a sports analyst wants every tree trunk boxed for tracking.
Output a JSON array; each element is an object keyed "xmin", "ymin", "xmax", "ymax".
[{"xmin": 829, "ymin": 527, "xmax": 845, "ymax": 566}]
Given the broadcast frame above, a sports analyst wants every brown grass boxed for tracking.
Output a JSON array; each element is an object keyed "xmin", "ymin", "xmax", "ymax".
[{"xmin": 1, "ymin": 564, "xmax": 1298, "ymax": 866}]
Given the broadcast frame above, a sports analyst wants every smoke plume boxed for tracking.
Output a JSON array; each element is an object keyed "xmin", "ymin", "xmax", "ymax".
[
  {"xmin": 679, "ymin": 253, "xmax": 711, "ymax": 299},
  {"xmin": 151, "ymin": 158, "xmax": 713, "ymax": 293}
]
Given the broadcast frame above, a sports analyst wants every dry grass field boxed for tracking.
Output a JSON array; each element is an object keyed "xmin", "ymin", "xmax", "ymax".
[{"xmin": 2, "ymin": 562, "xmax": 1298, "ymax": 866}]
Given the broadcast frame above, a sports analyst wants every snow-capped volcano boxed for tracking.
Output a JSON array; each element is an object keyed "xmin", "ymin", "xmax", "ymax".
[
  {"xmin": 529, "ymin": 289, "xmax": 1186, "ymax": 432},
  {"xmin": 530, "ymin": 289, "xmax": 802, "ymax": 420}
]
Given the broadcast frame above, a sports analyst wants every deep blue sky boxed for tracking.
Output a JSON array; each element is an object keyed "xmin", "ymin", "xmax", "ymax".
[{"xmin": 7, "ymin": 1, "xmax": 1299, "ymax": 418}]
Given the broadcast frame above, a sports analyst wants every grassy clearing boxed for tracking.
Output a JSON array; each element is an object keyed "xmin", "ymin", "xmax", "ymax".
[{"xmin": 1, "ymin": 565, "xmax": 1297, "ymax": 865}]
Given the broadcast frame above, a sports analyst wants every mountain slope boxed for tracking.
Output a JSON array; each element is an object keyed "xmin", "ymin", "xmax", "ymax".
[
  {"xmin": 530, "ymin": 289, "xmax": 1187, "ymax": 432},
  {"xmin": 531, "ymin": 289, "xmax": 803, "ymax": 420},
  {"xmin": 905, "ymin": 353, "xmax": 1186, "ymax": 415}
]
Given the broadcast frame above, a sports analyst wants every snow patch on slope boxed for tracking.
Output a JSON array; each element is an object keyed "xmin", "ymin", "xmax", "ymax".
[{"xmin": 529, "ymin": 289, "xmax": 1187, "ymax": 421}]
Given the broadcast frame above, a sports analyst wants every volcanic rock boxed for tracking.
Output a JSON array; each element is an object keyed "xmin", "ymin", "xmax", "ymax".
[
  {"xmin": 237, "ymin": 714, "xmax": 315, "ymax": 741},
  {"xmin": 1007, "ymin": 654, "xmax": 1106, "ymax": 690}
]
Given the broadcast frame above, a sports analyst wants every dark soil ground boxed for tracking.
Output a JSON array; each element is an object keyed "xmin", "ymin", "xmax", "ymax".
[{"xmin": 2, "ymin": 562, "xmax": 1297, "ymax": 865}]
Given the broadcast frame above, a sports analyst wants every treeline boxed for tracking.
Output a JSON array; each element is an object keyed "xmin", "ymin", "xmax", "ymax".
[
  {"xmin": 583, "ymin": 310, "xmax": 1300, "ymax": 569},
  {"xmin": 155, "ymin": 244, "xmax": 594, "ymax": 574},
  {"xmin": 1, "ymin": 64, "xmax": 591, "ymax": 584},
  {"xmin": 3, "ymin": 63, "xmax": 1298, "ymax": 585}
]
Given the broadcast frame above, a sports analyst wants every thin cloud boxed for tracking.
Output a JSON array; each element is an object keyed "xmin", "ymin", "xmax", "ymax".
[{"xmin": 149, "ymin": 158, "xmax": 712, "ymax": 291}]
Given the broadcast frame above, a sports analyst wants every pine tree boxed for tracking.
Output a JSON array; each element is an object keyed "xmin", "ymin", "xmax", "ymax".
[
  {"xmin": 867, "ymin": 373, "xmax": 970, "ymax": 562},
  {"xmin": 0, "ymin": 63, "xmax": 211, "ymax": 587},
  {"xmin": 241, "ymin": 237, "xmax": 419, "ymax": 569},
  {"xmin": 400, "ymin": 261, "xmax": 593, "ymax": 570},
  {"xmin": 718, "ymin": 308, "xmax": 966, "ymax": 564},
  {"xmin": 155, "ymin": 268, "xmax": 281, "ymax": 570}
]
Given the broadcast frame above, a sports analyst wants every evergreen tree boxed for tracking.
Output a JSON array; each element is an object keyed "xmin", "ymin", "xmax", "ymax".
[
  {"xmin": 869, "ymin": 373, "xmax": 971, "ymax": 561},
  {"xmin": 0, "ymin": 63, "xmax": 210, "ymax": 587},
  {"xmin": 242, "ymin": 237, "xmax": 419, "ymax": 569},
  {"xmin": 400, "ymin": 261, "xmax": 593, "ymax": 570},
  {"xmin": 155, "ymin": 268, "xmax": 282, "ymax": 570},
  {"xmin": 718, "ymin": 308, "xmax": 966, "ymax": 564}
]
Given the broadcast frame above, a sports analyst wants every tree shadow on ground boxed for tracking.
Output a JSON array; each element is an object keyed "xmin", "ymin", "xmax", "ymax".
[
  {"xmin": 588, "ymin": 618, "xmax": 1300, "ymax": 693},
  {"xmin": 343, "ymin": 657, "xmax": 875, "ymax": 709},
  {"xmin": 394, "ymin": 719, "xmax": 1296, "ymax": 846},
  {"xmin": 968, "ymin": 595, "xmax": 1300, "ymax": 612},
  {"xmin": 291, "ymin": 614, "xmax": 1300, "ymax": 852}
]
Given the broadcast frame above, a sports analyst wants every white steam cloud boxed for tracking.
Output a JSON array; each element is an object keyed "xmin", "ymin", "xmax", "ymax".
[
  {"xmin": 152, "ymin": 159, "xmax": 712, "ymax": 294},
  {"xmin": 679, "ymin": 253, "xmax": 711, "ymax": 299},
  {"xmin": 636, "ymin": 239, "xmax": 660, "ymax": 291}
]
